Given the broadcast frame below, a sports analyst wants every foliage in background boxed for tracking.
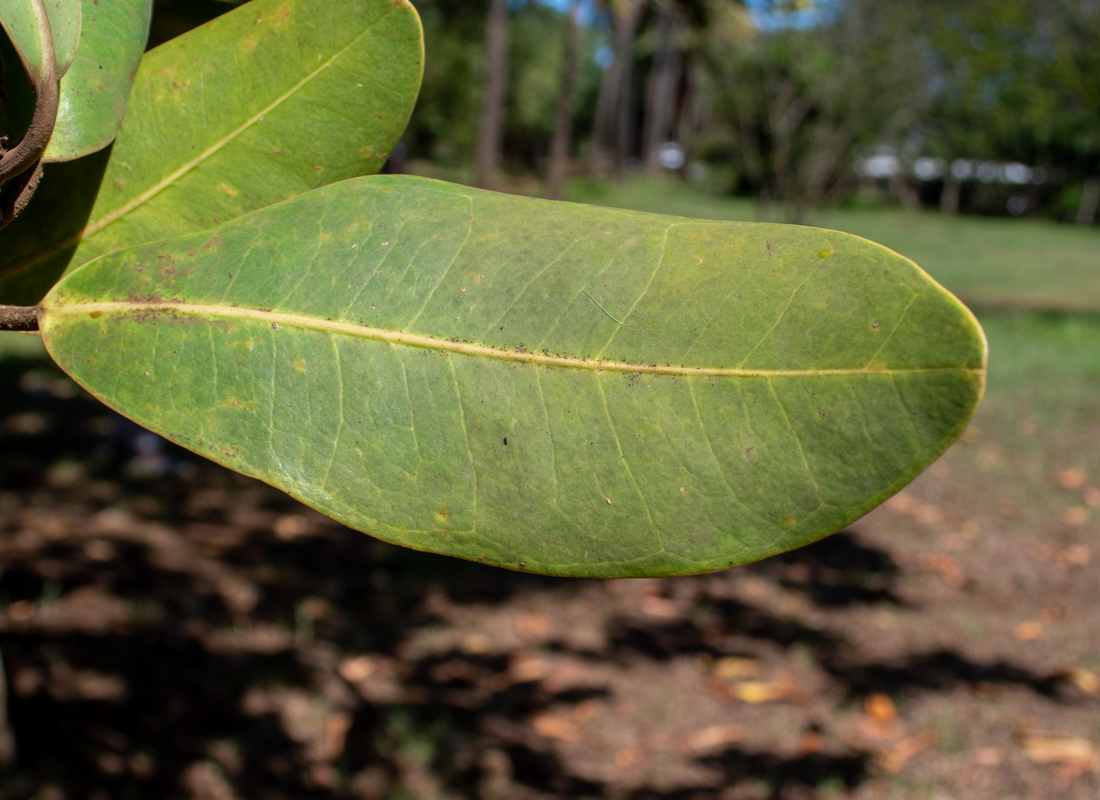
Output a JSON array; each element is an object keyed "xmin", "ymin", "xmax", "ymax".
[
  {"xmin": 401, "ymin": 0, "xmax": 1100, "ymax": 222},
  {"xmin": 702, "ymin": 0, "xmax": 924, "ymax": 222}
]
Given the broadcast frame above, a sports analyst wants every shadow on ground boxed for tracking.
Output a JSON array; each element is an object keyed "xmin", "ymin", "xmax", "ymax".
[{"xmin": 0, "ymin": 352, "xmax": 1092, "ymax": 800}]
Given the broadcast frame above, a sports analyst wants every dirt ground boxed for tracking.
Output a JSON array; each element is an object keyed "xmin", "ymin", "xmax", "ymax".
[{"xmin": 0, "ymin": 346, "xmax": 1097, "ymax": 800}]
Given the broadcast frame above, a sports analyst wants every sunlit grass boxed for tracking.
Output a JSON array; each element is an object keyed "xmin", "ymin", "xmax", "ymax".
[{"xmin": 566, "ymin": 175, "xmax": 1100, "ymax": 312}]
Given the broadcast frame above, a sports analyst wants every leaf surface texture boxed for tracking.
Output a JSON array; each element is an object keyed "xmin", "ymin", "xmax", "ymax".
[
  {"xmin": 0, "ymin": 0, "xmax": 80, "ymax": 83},
  {"xmin": 42, "ymin": 0, "xmax": 153, "ymax": 163},
  {"xmin": 41, "ymin": 176, "xmax": 987, "ymax": 577},
  {"xmin": 0, "ymin": 0, "xmax": 423, "ymax": 302}
]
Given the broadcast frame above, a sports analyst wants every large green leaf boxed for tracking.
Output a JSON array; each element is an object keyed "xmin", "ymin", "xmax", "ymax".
[
  {"xmin": 0, "ymin": 0, "xmax": 81, "ymax": 84},
  {"xmin": 40, "ymin": 176, "xmax": 987, "ymax": 578},
  {"xmin": 0, "ymin": 0, "xmax": 423, "ymax": 303},
  {"xmin": 42, "ymin": 0, "xmax": 153, "ymax": 163}
]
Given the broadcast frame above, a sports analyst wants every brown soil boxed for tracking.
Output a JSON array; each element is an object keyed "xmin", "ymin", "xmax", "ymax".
[{"xmin": 0, "ymin": 351, "xmax": 1096, "ymax": 800}]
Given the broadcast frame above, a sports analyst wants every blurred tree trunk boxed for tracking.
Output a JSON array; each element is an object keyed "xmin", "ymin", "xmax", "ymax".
[
  {"xmin": 548, "ymin": 1, "xmax": 582, "ymax": 200},
  {"xmin": 675, "ymin": 59, "xmax": 698, "ymax": 160},
  {"xmin": 476, "ymin": 0, "xmax": 509, "ymax": 190},
  {"xmin": 590, "ymin": 55, "xmax": 617, "ymax": 175},
  {"xmin": 941, "ymin": 172, "xmax": 961, "ymax": 214},
  {"xmin": 1077, "ymin": 178, "xmax": 1099, "ymax": 225},
  {"xmin": 612, "ymin": 0, "xmax": 644, "ymax": 176},
  {"xmin": 590, "ymin": 0, "xmax": 645, "ymax": 177},
  {"xmin": 642, "ymin": 5, "xmax": 684, "ymax": 172},
  {"xmin": 890, "ymin": 170, "xmax": 919, "ymax": 211},
  {"xmin": 767, "ymin": 75, "xmax": 810, "ymax": 220},
  {"xmin": 794, "ymin": 115, "xmax": 855, "ymax": 222}
]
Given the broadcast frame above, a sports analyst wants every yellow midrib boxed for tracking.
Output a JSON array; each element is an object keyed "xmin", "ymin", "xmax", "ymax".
[{"xmin": 43, "ymin": 301, "xmax": 981, "ymax": 378}]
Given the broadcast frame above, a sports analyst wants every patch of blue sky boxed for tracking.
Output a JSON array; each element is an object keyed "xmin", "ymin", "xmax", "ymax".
[
  {"xmin": 744, "ymin": 0, "xmax": 835, "ymax": 30},
  {"xmin": 514, "ymin": 0, "xmax": 833, "ymax": 32},
  {"xmin": 510, "ymin": 0, "xmax": 599, "ymax": 26}
]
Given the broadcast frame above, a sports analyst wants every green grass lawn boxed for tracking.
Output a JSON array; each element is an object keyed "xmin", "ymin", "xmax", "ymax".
[{"xmin": 566, "ymin": 176, "xmax": 1100, "ymax": 313}]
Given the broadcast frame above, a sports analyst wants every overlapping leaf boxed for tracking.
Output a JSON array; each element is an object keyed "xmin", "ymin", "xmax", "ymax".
[
  {"xmin": 0, "ymin": 0, "xmax": 423, "ymax": 303},
  {"xmin": 0, "ymin": 0, "xmax": 80, "ymax": 84},
  {"xmin": 41, "ymin": 176, "xmax": 987, "ymax": 578},
  {"xmin": 0, "ymin": 25, "xmax": 36, "ymax": 146},
  {"xmin": 43, "ymin": 0, "xmax": 153, "ymax": 162}
]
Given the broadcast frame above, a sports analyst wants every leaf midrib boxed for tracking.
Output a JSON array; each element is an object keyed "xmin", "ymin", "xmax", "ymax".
[
  {"xmin": 44, "ymin": 301, "xmax": 979, "ymax": 378},
  {"xmin": 3, "ymin": 5, "xmax": 398, "ymax": 280}
]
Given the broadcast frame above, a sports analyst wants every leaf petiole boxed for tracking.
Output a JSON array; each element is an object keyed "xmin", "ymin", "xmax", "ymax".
[{"xmin": 0, "ymin": 304, "xmax": 40, "ymax": 331}]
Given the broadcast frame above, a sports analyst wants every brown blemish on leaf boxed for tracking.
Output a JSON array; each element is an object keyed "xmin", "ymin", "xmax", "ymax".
[
  {"xmin": 267, "ymin": 3, "xmax": 292, "ymax": 27},
  {"xmin": 291, "ymin": 359, "xmax": 306, "ymax": 373},
  {"xmin": 238, "ymin": 34, "xmax": 260, "ymax": 56}
]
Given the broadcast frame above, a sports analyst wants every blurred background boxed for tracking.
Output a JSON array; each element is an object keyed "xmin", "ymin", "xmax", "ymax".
[{"xmin": 0, "ymin": 0, "xmax": 1098, "ymax": 798}]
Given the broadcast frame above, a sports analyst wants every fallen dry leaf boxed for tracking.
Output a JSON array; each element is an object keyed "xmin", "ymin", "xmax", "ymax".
[
  {"xmin": 513, "ymin": 613, "xmax": 552, "ymax": 640},
  {"xmin": 1039, "ymin": 606, "xmax": 1063, "ymax": 623},
  {"xmin": 571, "ymin": 699, "xmax": 603, "ymax": 724},
  {"xmin": 918, "ymin": 553, "xmax": 966, "ymax": 588},
  {"xmin": 713, "ymin": 657, "xmax": 760, "ymax": 680},
  {"xmin": 323, "ymin": 712, "xmax": 353, "ymax": 762},
  {"xmin": 798, "ymin": 728, "xmax": 825, "ymax": 756},
  {"xmin": 1020, "ymin": 734, "xmax": 1097, "ymax": 771},
  {"xmin": 338, "ymin": 656, "xmax": 377, "ymax": 683},
  {"xmin": 887, "ymin": 493, "xmax": 917, "ymax": 514},
  {"xmin": 1029, "ymin": 543, "xmax": 1092, "ymax": 567},
  {"xmin": 614, "ymin": 747, "xmax": 641, "ymax": 768},
  {"xmin": 273, "ymin": 514, "xmax": 309, "ymax": 540},
  {"xmin": 1060, "ymin": 506, "xmax": 1090, "ymax": 526},
  {"xmin": 509, "ymin": 652, "xmax": 545, "ymax": 683},
  {"xmin": 8, "ymin": 600, "xmax": 35, "ymax": 623},
  {"xmin": 878, "ymin": 730, "xmax": 938, "ymax": 773},
  {"xmin": 1059, "ymin": 544, "xmax": 1091, "ymax": 566},
  {"xmin": 865, "ymin": 693, "xmax": 897, "ymax": 723},
  {"xmin": 887, "ymin": 494, "xmax": 945, "ymax": 526},
  {"xmin": 1058, "ymin": 468, "xmax": 1087, "ymax": 490},
  {"xmin": 640, "ymin": 595, "xmax": 681, "ymax": 619},
  {"xmin": 686, "ymin": 724, "xmax": 743, "ymax": 753},
  {"xmin": 531, "ymin": 712, "xmax": 579, "ymax": 742},
  {"xmin": 733, "ymin": 680, "xmax": 788, "ymax": 704},
  {"xmin": 1013, "ymin": 621, "xmax": 1043, "ymax": 642},
  {"xmin": 970, "ymin": 746, "xmax": 1003, "ymax": 767},
  {"xmin": 1068, "ymin": 667, "xmax": 1100, "ymax": 697},
  {"xmin": 461, "ymin": 633, "xmax": 491, "ymax": 654}
]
